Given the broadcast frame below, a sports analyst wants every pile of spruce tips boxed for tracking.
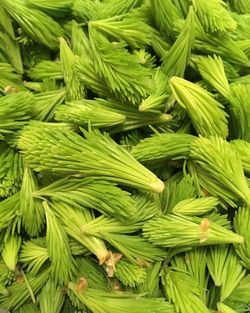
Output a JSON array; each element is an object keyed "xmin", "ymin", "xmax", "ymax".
[{"xmin": 0, "ymin": 0, "xmax": 250, "ymax": 312}]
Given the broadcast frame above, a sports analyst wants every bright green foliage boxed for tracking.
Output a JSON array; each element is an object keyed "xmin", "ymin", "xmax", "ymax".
[
  {"xmin": 29, "ymin": 61, "xmax": 63, "ymax": 81},
  {"xmin": 69, "ymin": 238, "xmax": 88, "ymax": 256},
  {"xmin": 0, "ymin": 4, "xmax": 23, "ymax": 73},
  {"xmin": 151, "ymin": 31, "xmax": 171, "ymax": 59},
  {"xmin": 0, "ymin": 4, "xmax": 14, "ymax": 40},
  {"xmin": 231, "ymin": 140, "xmax": 250, "ymax": 174},
  {"xmin": 196, "ymin": 34, "xmax": 249, "ymax": 67},
  {"xmin": 2, "ymin": 0, "xmax": 64, "ymax": 49},
  {"xmin": 18, "ymin": 124, "xmax": 164, "ymax": 193},
  {"xmin": 119, "ymin": 131, "xmax": 143, "ymax": 151},
  {"xmin": 224, "ymin": 275, "xmax": 250, "ymax": 312},
  {"xmin": 184, "ymin": 247, "xmax": 208, "ymax": 302},
  {"xmin": 19, "ymin": 238, "xmax": 49, "ymax": 274},
  {"xmin": 104, "ymin": 0, "xmax": 143, "ymax": 16},
  {"xmin": 61, "ymin": 297, "xmax": 86, "ymax": 313},
  {"xmin": 0, "ymin": 92, "xmax": 34, "ymax": 138},
  {"xmin": 39, "ymin": 279, "xmax": 65, "ymax": 313},
  {"xmin": 0, "ymin": 142, "xmax": 23, "ymax": 197},
  {"xmin": 0, "ymin": 259, "xmax": 14, "ymax": 288},
  {"xmin": 222, "ymin": 60, "xmax": 240, "ymax": 81},
  {"xmin": 0, "ymin": 193, "xmax": 19, "ymax": 229},
  {"xmin": 67, "ymin": 285, "xmax": 92, "ymax": 311},
  {"xmin": 159, "ymin": 174, "xmax": 198, "ymax": 214},
  {"xmin": 161, "ymin": 266, "xmax": 210, "ymax": 313},
  {"xmin": 231, "ymin": 13, "xmax": 250, "ymax": 40},
  {"xmin": 44, "ymin": 201, "xmax": 75, "ymax": 284},
  {"xmin": 95, "ymin": 98, "xmax": 172, "ymax": 133},
  {"xmin": 236, "ymin": 39, "xmax": 250, "ymax": 60},
  {"xmin": 89, "ymin": 16, "xmax": 152, "ymax": 49},
  {"xmin": 169, "ymin": 251, "xmax": 208, "ymax": 294},
  {"xmin": 231, "ymin": 74, "xmax": 250, "ymax": 85},
  {"xmin": 170, "ymin": 77, "xmax": 229, "ymax": 138},
  {"xmin": 229, "ymin": 0, "xmax": 250, "ymax": 14},
  {"xmin": 68, "ymin": 258, "xmax": 105, "ymax": 310},
  {"xmin": 20, "ymin": 166, "xmax": 44, "ymax": 236},
  {"xmin": 172, "ymin": 197, "xmax": 219, "ymax": 216},
  {"xmin": 73, "ymin": 29, "xmax": 114, "ymax": 100},
  {"xmin": 134, "ymin": 49, "xmax": 156, "ymax": 69},
  {"xmin": 162, "ymin": 7, "xmax": 195, "ymax": 79},
  {"xmin": 0, "ymin": 269, "xmax": 49, "ymax": 310},
  {"xmin": 139, "ymin": 69, "xmax": 169, "ymax": 113},
  {"xmin": 206, "ymin": 212, "xmax": 231, "ymax": 230},
  {"xmin": 193, "ymin": 55, "xmax": 230, "ymax": 99},
  {"xmin": 73, "ymin": 257, "xmax": 109, "ymax": 290},
  {"xmin": 234, "ymin": 207, "xmax": 250, "ymax": 269},
  {"xmin": 17, "ymin": 303, "xmax": 40, "ymax": 313},
  {"xmin": 0, "ymin": 63, "xmax": 24, "ymax": 93},
  {"xmin": 0, "ymin": 1, "xmax": 249, "ymax": 312},
  {"xmin": 228, "ymin": 83, "xmax": 250, "ymax": 141},
  {"xmin": 171, "ymin": 1, "xmax": 188, "ymax": 15},
  {"xmin": 75, "ymin": 56, "xmax": 113, "ymax": 100},
  {"xmin": 55, "ymin": 99, "xmax": 126, "ymax": 128},
  {"xmin": 193, "ymin": 0, "xmax": 237, "ymax": 34},
  {"xmin": 114, "ymin": 258, "xmax": 146, "ymax": 287},
  {"xmin": 0, "ymin": 18, "xmax": 23, "ymax": 74},
  {"xmin": 33, "ymin": 176, "xmax": 137, "ymax": 219},
  {"xmin": 50, "ymin": 201, "xmax": 110, "ymax": 264},
  {"xmin": 78, "ymin": 216, "xmax": 166, "ymax": 263},
  {"xmin": 26, "ymin": 0, "xmax": 73, "ymax": 17},
  {"xmin": 77, "ymin": 214, "xmax": 140, "ymax": 238},
  {"xmin": 60, "ymin": 37, "xmax": 85, "ymax": 101},
  {"xmin": 151, "ymin": 0, "xmax": 181, "ymax": 41},
  {"xmin": 136, "ymin": 261, "xmax": 162, "ymax": 297},
  {"xmin": 68, "ymin": 283, "xmax": 174, "ymax": 313},
  {"xmin": 193, "ymin": 16, "xmax": 249, "ymax": 66},
  {"xmin": 217, "ymin": 302, "xmax": 238, "ymax": 313},
  {"xmin": 88, "ymin": 26, "xmax": 153, "ymax": 105},
  {"xmin": 131, "ymin": 192, "xmax": 159, "ymax": 223},
  {"xmin": 2, "ymin": 234, "xmax": 21, "ymax": 271},
  {"xmin": 143, "ymin": 214, "xmax": 244, "ymax": 247},
  {"xmin": 33, "ymin": 89, "xmax": 66, "ymax": 121},
  {"xmin": 189, "ymin": 136, "xmax": 250, "ymax": 207},
  {"xmin": 132, "ymin": 133, "xmax": 196, "ymax": 163},
  {"xmin": 207, "ymin": 245, "xmax": 245, "ymax": 301},
  {"xmin": 71, "ymin": 20, "xmax": 91, "ymax": 57},
  {"xmin": 73, "ymin": 0, "xmax": 108, "ymax": 21}
]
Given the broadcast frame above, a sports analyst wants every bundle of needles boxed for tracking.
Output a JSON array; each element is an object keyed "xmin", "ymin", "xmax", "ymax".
[{"xmin": 0, "ymin": 0, "xmax": 250, "ymax": 312}]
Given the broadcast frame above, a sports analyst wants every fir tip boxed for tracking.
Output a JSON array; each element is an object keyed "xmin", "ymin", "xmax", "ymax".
[
  {"xmin": 159, "ymin": 114, "xmax": 173, "ymax": 122},
  {"xmin": 151, "ymin": 180, "xmax": 165, "ymax": 193},
  {"xmin": 138, "ymin": 102, "xmax": 147, "ymax": 112}
]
